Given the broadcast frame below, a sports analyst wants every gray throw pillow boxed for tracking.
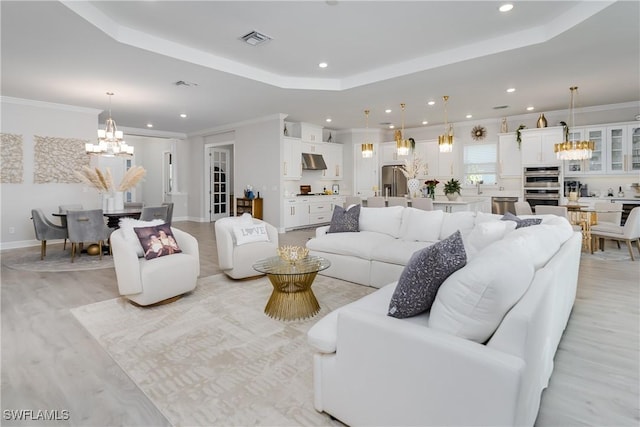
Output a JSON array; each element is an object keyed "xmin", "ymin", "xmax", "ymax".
[
  {"xmin": 388, "ymin": 230, "xmax": 467, "ymax": 319},
  {"xmin": 327, "ymin": 204, "xmax": 360, "ymax": 233},
  {"xmin": 501, "ymin": 211, "xmax": 542, "ymax": 229}
]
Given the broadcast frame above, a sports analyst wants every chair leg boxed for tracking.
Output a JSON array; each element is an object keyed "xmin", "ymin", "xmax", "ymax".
[
  {"xmin": 40, "ymin": 240, "xmax": 46, "ymax": 260},
  {"xmin": 71, "ymin": 243, "xmax": 76, "ymax": 263},
  {"xmin": 63, "ymin": 238, "xmax": 67, "ymax": 250},
  {"xmin": 616, "ymin": 240, "xmax": 621, "ymax": 249},
  {"xmin": 98, "ymin": 241, "xmax": 103, "ymax": 260},
  {"xmin": 626, "ymin": 240, "xmax": 635, "ymax": 261}
]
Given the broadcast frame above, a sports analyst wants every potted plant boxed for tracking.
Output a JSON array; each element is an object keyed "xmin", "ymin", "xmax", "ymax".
[{"xmin": 443, "ymin": 178, "xmax": 461, "ymax": 201}]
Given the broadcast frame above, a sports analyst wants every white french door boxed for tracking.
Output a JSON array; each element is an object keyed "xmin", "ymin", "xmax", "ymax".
[{"xmin": 208, "ymin": 146, "xmax": 230, "ymax": 221}]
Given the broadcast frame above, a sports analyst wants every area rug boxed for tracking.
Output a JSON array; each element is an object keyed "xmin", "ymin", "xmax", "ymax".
[
  {"xmin": 1, "ymin": 247, "xmax": 114, "ymax": 272},
  {"xmin": 71, "ymin": 273, "xmax": 375, "ymax": 426},
  {"xmin": 582, "ymin": 248, "xmax": 634, "ymax": 262}
]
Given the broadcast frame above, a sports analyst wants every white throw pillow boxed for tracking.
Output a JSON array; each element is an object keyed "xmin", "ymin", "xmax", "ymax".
[
  {"xmin": 474, "ymin": 211, "xmax": 503, "ymax": 224},
  {"xmin": 233, "ymin": 223, "xmax": 270, "ymax": 245},
  {"xmin": 464, "ymin": 220, "xmax": 516, "ymax": 259},
  {"xmin": 399, "ymin": 208, "xmax": 444, "ymax": 242},
  {"xmin": 118, "ymin": 217, "xmax": 165, "ymax": 257},
  {"xmin": 429, "ymin": 235, "xmax": 535, "ymax": 343},
  {"xmin": 439, "ymin": 211, "xmax": 476, "ymax": 240},
  {"xmin": 359, "ymin": 206, "xmax": 404, "ymax": 238}
]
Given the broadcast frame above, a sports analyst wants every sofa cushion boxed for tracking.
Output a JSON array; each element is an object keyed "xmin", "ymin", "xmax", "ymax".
[
  {"xmin": 503, "ymin": 216, "xmax": 574, "ymax": 269},
  {"xmin": 501, "ymin": 212, "xmax": 542, "ymax": 229},
  {"xmin": 359, "ymin": 206, "xmax": 404, "ymax": 238},
  {"xmin": 464, "ymin": 220, "xmax": 517, "ymax": 259},
  {"xmin": 429, "ymin": 234, "xmax": 535, "ymax": 343},
  {"xmin": 306, "ymin": 230, "xmax": 395, "ymax": 260},
  {"xmin": 370, "ymin": 240, "xmax": 432, "ymax": 266},
  {"xmin": 388, "ymin": 231, "xmax": 467, "ymax": 318},
  {"xmin": 439, "ymin": 211, "xmax": 476, "ymax": 240},
  {"xmin": 399, "ymin": 208, "xmax": 444, "ymax": 242},
  {"xmin": 118, "ymin": 217, "xmax": 165, "ymax": 257},
  {"xmin": 328, "ymin": 204, "xmax": 360, "ymax": 233},
  {"xmin": 474, "ymin": 211, "xmax": 504, "ymax": 224}
]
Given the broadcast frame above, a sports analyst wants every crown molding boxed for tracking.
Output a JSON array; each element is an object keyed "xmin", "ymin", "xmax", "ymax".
[{"xmin": 1, "ymin": 96, "xmax": 101, "ymax": 115}]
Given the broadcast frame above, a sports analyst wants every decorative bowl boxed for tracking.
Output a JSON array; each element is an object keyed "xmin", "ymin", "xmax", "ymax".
[{"xmin": 277, "ymin": 245, "xmax": 309, "ymax": 264}]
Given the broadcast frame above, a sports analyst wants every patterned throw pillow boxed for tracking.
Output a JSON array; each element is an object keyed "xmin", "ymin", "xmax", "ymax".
[
  {"xmin": 232, "ymin": 223, "xmax": 269, "ymax": 245},
  {"xmin": 327, "ymin": 204, "xmax": 360, "ymax": 233},
  {"xmin": 388, "ymin": 230, "xmax": 467, "ymax": 319},
  {"xmin": 501, "ymin": 211, "xmax": 542, "ymax": 229},
  {"xmin": 134, "ymin": 224, "xmax": 182, "ymax": 260}
]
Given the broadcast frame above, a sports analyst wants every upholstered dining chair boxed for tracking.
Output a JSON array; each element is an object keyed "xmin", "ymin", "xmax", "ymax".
[
  {"xmin": 366, "ymin": 197, "xmax": 386, "ymax": 208},
  {"xmin": 66, "ymin": 209, "xmax": 110, "ymax": 262},
  {"xmin": 139, "ymin": 205, "xmax": 169, "ymax": 222},
  {"xmin": 124, "ymin": 202, "xmax": 144, "ymax": 209},
  {"xmin": 593, "ymin": 201, "xmax": 623, "ymax": 226},
  {"xmin": 58, "ymin": 204, "xmax": 83, "ymax": 249},
  {"xmin": 387, "ymin": 197, "xmax": 408, "ymax": 207},
  {"xmin": 31, "ymin": 209, "xmax": 68, "ymax": 260},
  {"xmin": 344, "ymin": 196, "xmax": 362, "ymax": 209},
  {"xmin": 411, "ymin": 198, "xmax": 434, "ymax": 211},
  {"xmin": 162, "ymin": 202, "xmax": 174, "ymax": 224},
  {"xmin": 591, "ymin": 206, "xmax": 640, "ymax": 261},
  {"xmin": 515, "ymin": 201, "xmax": 533, "ymax": 216},
  {"xmin": 534, "ymin": 205, "xmax": 582, "ymax": 232}
]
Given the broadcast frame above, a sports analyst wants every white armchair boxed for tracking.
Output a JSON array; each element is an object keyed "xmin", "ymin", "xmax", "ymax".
[
  {"xmin": 215, "ymin": 216, "xmax": 279, "ymax": 279},
  {"xmin": 110, "ymin": 227, "xmax": 200, "ymax": 306}
]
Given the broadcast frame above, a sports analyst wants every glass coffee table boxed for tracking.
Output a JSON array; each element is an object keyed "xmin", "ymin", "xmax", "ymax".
[{"xmin": 252, "ymin": 255, "xmax": 331, "ymax": 321}]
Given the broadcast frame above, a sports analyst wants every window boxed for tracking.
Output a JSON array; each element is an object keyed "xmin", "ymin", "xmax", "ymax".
[{"xmin": 463, "ymin": 143, "xmax": 497, "ymax": 185}]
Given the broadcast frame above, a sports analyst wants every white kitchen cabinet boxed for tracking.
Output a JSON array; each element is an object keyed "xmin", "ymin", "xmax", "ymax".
[
  {"xmin": 606, "ymin": 124, "xmax": 640, "ymax": 174},
  {"xmin": 283, "ymin": 198, "xmax": 309, "ymax": 229},
  {"xmin": 563, "ymin": 127, "xmax": 606, "ymax": 175},
  {"xmin": 301, "ymin": 141, "xmax": 320, "ymax": 153},
  {"xmin": 433, "ymin": 199, "xmax": 485, "ymax": 213},
  {"xmin": 321, "ymin": 143, "xmax": 343, "ymax": 180},
  {"xmin": 283, "ymin": 137, "xmax": 302, "ymax": 180},
  {"xmin": 498, "ymin": 133, "xmax": 521, "ymax": 177},
  {"xmin": 309, "ymin": 200, "xmax": 333, "ymax": 225},
  {"xmin": 353, "ymin": 143, "xmax": 379, "ymax": 197},
  {"xmin": 300, "ymin": 122, "xmax": 323, "ymax": 142},
  {"xmin": 520, "ymin": 127, "xmax": 563, "ymax": 165},
  {"xmin": 413, "ymin": 139, "xmax": 455, "ymax": 179},
  {"xmin": 629, "ymin": 125, "xmax": 640, "ymax": 172},
  {"xmin": 380, "ymin": 141, "xmax": 411, "ymax": 165}
]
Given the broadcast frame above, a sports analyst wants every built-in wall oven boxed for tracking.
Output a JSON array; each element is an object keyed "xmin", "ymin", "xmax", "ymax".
[{"xmin": 523, "ymin": 166, "xmax": 562, "ymax": 209}]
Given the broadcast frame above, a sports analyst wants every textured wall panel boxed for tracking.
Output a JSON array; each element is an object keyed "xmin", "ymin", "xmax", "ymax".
[
  {"xmin": 0, "ymin": 133, "xmax": 24, "ymax": 183},
  {"xmin": 33, "ymin": 135, "xmax": 89, "ymax": 183}
]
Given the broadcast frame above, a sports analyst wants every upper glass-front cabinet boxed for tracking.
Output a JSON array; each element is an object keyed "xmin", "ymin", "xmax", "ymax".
[
  {"xmin": 630, "ymin": 126, "xmax": 640, "ymax": 172},
  {"xmin": 607, "ymin": 126, "xmax": 627, "ymax": 173},
  {"xmin": 564, "ymin": 127, "xmax": 605, "ymax": 175}
]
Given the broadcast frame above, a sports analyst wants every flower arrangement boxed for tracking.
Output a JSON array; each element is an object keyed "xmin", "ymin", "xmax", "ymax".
[
  {"xmin": 400, "ymin": 155, "xmax": 425, "ymax": 179},
  {"xmin": 424, "ymin": 179, "xmax": 440, "ymax": 199},
  {"xmin": 443, "ymin": 178, "xmax": 462, "ymax": 196},
  {"xmin": 75, "ymin": 166, "xmax": 146, "ymax": 193}
]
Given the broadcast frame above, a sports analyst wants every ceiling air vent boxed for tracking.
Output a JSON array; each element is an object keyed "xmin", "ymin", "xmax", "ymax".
[
  {"xmin": 493, "ymin": 105, "xmax": 509, "ymax": 110},
  {"xmin": 240, "ymin": 30, "xmax": 272, "ymax": 46}
]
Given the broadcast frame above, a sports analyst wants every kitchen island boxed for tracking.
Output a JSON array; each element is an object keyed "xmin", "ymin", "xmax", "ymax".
[{"xmin": 430, "ymin": 197, "xmax": 490, "ymax": 213}]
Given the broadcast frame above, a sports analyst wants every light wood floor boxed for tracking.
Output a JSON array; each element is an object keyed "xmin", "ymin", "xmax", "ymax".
[{"xmin": 1, "ymin": 221, "xmax": 638, "ymax": 426}]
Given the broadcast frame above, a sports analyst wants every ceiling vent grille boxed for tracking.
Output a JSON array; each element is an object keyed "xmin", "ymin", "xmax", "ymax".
[{"xmin": 240, "ymin": 30, "xmax": 272, "ymax": 46}]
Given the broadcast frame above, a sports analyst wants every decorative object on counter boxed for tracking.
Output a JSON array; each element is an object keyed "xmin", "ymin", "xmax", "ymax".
[
  {"xmin": 618, "ymin": 186, "xmax": 625, "ymax": 197},
  {"xmin": 244, "ymin": 185, "xmax": 255, "ymax": 199},
  {"xmin": 400, "ymin": 155, "xmax": 425, "ymax": 198},
  {"xmin": 443, "ymin": 178, "xmax": 462, "ymax": 201},
  {"xmin": 515, "ymin": 124, "xmax": 526, "ymax": 149},
  {"xmin": 471, "ymin": 125, "xmax": 487, "ymax": 141},
  {"xmin": 283, "ymin": 123, "xmax": 288, "ymax": 136},
  {"xmin": 568, "ymin": 192, "xmax": 579, "ymax": 203},
  {"xmin": 536, "ymin": 113, "xmax": 548, "ymax": 128},
  {"xmin": 327, "ymin": 132, "xmax": 333, "ymax": 143},
  {"xmin": 75, "ymin": 166, "xmax": 146, "ymax": 212},
  {"xmin": 553, "ymin": 86, "xmax": 595, "ymax": 160},
  {"xmin": 438, "ymin": 95, "xmax": 454, "ymax": 153},
  {"xmin": 424, "ymin": 179, "xmax": 440, "ymax": 200},
  {"xmin": 559, "ymin": 121, "xmax": 569, "ymax": 142},
  {"xmin": 395, "ymin": 103, "xmax": 412, "ymax": 156},
  {"xmin": 277, "ymin": 245, "xmax": 309, "ymax": 264},
  {"xmin": 361, "ymin": 110, "xmax": 374, "ymax": 158},
  {"xmin": 500, "ymin": 118, "xmax": 508, "ymax": 133},
  {"xmin": 86, "ymin": 92, "xmax": 134, "ymax": 156}
]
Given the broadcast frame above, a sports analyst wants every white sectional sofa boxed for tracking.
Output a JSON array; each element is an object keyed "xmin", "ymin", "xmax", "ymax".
[{"xmin": 306, "ymin": 206, "xmax": 582, "ymax": 426}]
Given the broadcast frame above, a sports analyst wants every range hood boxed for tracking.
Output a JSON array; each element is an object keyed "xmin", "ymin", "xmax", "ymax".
[{"xmin": 301, "ymin": 152, "xmax": 327, "ymax": 170}]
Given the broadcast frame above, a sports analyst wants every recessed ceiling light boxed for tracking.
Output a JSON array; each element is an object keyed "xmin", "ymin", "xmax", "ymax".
[
  {"xmin": 180, "ymin": 113, "xmax": 187, "ymax": 118},
  {"xmin": 325, "ymin": 118, "xmax": 332, "ymax": 123},
  {"xmin": 527, "ymin": 106, "xmax": 535, "ymax": 111},
  {"xmin": 146, "ymin": 123, "xmax": 153, "ymax": 128},
  {"xmin": 385, "ymin": 109, "xmax": 392, "ymax": 113},
  {"xmin": 427, "ymin": 101, "xmax": 435, "ymax": 106},
  {"xmin": 389, "ymin": 124, "xmax": 395, "ymax": 129},
  {"xmin": 466, "ymin": 114, "xmax": 473, "ymax": 119},
  {"xmin": 422, "ymin": 120, "xmax": 428, "ymax": 125},
  {"xmin": 318, "ymin": 62, "xmax": 328, "ymax": 68},
  {"xmin": 499, "ymin": 3, "xmax": 514, "ymax": 13},
  {"xmin": 506, "ymin": 88, "xmax": 516, "ymax": 93}
]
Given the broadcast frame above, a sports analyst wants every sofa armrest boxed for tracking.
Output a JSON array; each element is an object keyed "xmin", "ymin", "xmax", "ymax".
[
  {"xmin": 172, "ymin": 227, "xmax": 200, "ymax": 277},
  {"xmin": 111, "ymin": 229, "xmax": 144, "ymax": 296},
  {"xmin": 319, "ymin": 308, "xmax": 525, "ymax": 426},
  {"xmin": 315, "ymin": 225, "xmax": 330, "ymax": 237}
]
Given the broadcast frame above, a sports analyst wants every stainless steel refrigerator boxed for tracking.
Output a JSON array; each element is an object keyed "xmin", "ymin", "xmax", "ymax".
[{"xmin": 381, "ymin": 165, "xmax": 408, "ymax": 197}]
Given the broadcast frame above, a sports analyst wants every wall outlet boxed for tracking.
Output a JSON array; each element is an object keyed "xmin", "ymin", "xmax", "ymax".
[{"xmin": 8, "ymin": 227, "xmax": 15, "ymax": 234}]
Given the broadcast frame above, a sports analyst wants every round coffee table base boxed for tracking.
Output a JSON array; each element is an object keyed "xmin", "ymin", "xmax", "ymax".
[{"xmin": 264, "ymin": 272, "xmax": 321, "ymax": 321}]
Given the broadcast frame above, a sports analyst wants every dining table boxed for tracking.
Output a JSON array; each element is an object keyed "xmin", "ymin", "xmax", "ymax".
[
  {"xmin": 560, "ymin": 204, "xmax": 620, "ymax": 252},
  {"xmin": 54, "ymin": 208, "xmax": 142, "ymax": 229}
]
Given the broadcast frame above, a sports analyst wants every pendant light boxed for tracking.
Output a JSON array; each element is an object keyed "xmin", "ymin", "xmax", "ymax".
[
  {"xmin": 361, "ymin": 109, "xmax": 374, "ymax": 158},
  {"xmin": 86, "ymin": 92, "xmax": 134, "ymax": 157},
  {"xmin": 553, "ymin": 86, "xmax": 594, "ymax": 160},
  {"xmin": 438, "ymin": 96, "xmax": 453, "ymax": 153},
  {"xmin": 396, "ymin": 103, "xmax": 411, "ymax": 156}
]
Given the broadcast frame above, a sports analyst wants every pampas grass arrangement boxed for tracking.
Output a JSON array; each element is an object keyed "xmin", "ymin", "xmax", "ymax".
[{"xmin": 75, "ymin": 166, "xmax": 146, "ymax": 193}]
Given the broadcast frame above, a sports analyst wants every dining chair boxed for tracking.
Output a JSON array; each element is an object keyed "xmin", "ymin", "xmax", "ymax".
[
  {"xmin": 411, "ymin": 198, "xmax": 434, "ymax": 211},
  {"xmin": 515, "ymin": 201, "xmax": 533, "ymax": 216},
  {"xmin": 593, "ymin": 201, "xmax": 623, "ymax": 226},
  {"xmin": 366, "ymin": 197, "xmax": 386, "ymax": 208},
  {"xmin": 66, "ymin": 209, "xmax": 110, "ymax": 262},
  {"xmin": 591, "ymin": 206, "xmax": 640, "ymax": 261},
  {"xmin": 31, "ymin": 209, "xmax": 68, "ymax": 260},
  {"xmin": 139, "ymin": 205, "xmax": 169, "ymax": 222},
  {"xmin": 58, "ymin": 204, "xmax": 83, "ymax": 249},
  {"xmin": 535, "ymin": 205, "xmax": 583, "ymax": 232},
  {"xmin": 162, "ymin": 202, "xmax": 174, "ymax": 224},
  {"xmin": 387, "ymin": 197, "xmax": 408, "ymax": 207},
  {"xmin": 124, "ymin": 202, "xmax": 144, "ymax": 209},
  {"xmin": 344, "ymin": 196, "xmax": 361, "ymax": 209}
]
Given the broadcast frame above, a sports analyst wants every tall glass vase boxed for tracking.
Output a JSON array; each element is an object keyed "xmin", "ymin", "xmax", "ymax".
[
  {"xmin": 114, "ymin": 191, "xmax": 125, "ymax": 211},
  {"xmin": 407, "ymin": 178, "xmax": 421, "ymax": 198}
]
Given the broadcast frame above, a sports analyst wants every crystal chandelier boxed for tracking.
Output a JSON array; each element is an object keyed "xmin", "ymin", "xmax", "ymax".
[
  {"xmin": 86, "ymin": 92, "xmax": 134, "ymax": 156},
  {"xmin": 554, "ymin": 86, "xmax": 594, "ymax": 160},
  {"xmin": 361, "ymin": 109, "xmax": 374, "ymax": 158},
  {"xmin": 395, "ymin": 103, "xmax": 411, "ymax": 156},
  {"xmin": 438, "ymin": 95, "xmax": 453, "ymax": 153}
]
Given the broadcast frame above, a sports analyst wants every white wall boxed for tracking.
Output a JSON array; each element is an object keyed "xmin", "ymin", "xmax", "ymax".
[{"xmin": 0, "ymin": 98, "xmax": 101, "ymax": 248}]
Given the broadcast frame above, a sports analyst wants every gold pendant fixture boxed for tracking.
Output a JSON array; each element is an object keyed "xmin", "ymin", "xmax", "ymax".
[
  {"xmin": 554, "ymin": 86, "xmax": 594, "ymax": 160},
  {"xmin": 438, "ymin": 95, "xmax": 453, "ymax": 153},
  {"xmin": 396, "ymin": 103, "xmax": 411, "ymax": 156},
  {"xmin": 361, "ymin": 109, "xmax": 374, "ymax": 158}
]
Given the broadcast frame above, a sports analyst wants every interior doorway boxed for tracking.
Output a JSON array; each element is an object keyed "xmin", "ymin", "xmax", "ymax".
[{"xmin": 207, "ymin": 145, "xmax": 232, "ymax": 221}]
